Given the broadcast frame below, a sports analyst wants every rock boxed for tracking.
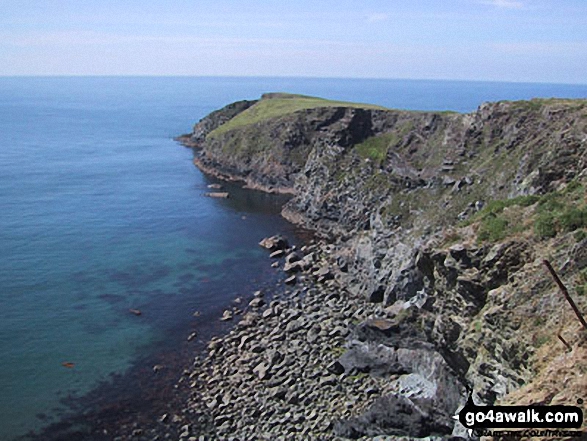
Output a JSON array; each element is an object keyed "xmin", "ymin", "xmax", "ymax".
[
  {"xmin": 204, "ymin": 192, "xmax": 229, "ymax": 198},
  {"xmin": 284, "ymin": 275, "xmax": 297, "ymax": 285},
  {"xmin": 250, "ymin": 344, "xmax": 265, "ymax": 354},
  {"xmin": 259, "ymin": 235, "xmax": 289, "ymax": 252},
  {"xmin": 221, "ymin": 310, "xmax": 233, "ymax": 321},
  {"xmin": 285, "ymin": 251, "xmax": 303, "ymax": 264},
  {"xmin": 249, "ymin": 297, "xmax": 265, "ymax": 308},
  {"xmin": 208, "ymin": 338, "xmax": 223, "ymax": 351},
  {"xmin": 187, "ymin": 331, "xmax": 198, "ymax": 341},
  {"xmin": 262, "ymin": 307, "xmax": 277, "ymax": 319},
  {"xmin": 283, "ymin": 260, "xmax": 303, "ymax": 273},
  {"xmin": 368, "ymin": 286, "xmax": 385, "ymax": 303},
  {"xmin": 253, "ymin": 362, "xmax": 271, "ymax": 380},
  {"xmin": 238, "ymin": 334, "xmax": 254, "ymax": 350},
  {"xmin": 363, "ymin": 318, "xmax": 398, "ymax": 334},
  {"xmin": 327, "ymin": 361, "xmax": 345, "ymax": 375},
  {"xmin": 270, "ymin": 249, "xmax": 285, "ymax": 258},
  {"xmin": 319, "ymin": 375, "xmax": 338, "ymax": 387},
  {"xmin": 313, "ymin": 266, "xmax": 333, "ymax": 282},
  {"xmin": 333, "ymin": 393, "xmax": 454, "ymax": 438}
]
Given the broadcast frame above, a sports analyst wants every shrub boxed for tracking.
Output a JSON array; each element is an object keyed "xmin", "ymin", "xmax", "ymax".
[
  {"xmin": 560, "ymin": 207, "xmax": 587, "ymax": 232},
  {"xmin": 534, "ymin": 213, "xmax": 557, "ymax": 239},
  {"xmin": 478, "ymin": 214, "xmax": 509, "ymax": 242}
]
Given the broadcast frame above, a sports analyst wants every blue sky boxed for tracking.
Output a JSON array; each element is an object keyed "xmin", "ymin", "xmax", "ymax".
[{"xmin": 0, "ymin": 0, "xmax": 586, "ymax": 83}]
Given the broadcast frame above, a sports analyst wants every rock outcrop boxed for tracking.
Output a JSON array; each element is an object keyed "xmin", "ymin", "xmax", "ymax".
[{"xmin": 178, "ymin": 93, "xmax": 587, "ymax": 439}]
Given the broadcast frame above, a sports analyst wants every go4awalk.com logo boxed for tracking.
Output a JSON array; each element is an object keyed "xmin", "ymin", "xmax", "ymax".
[{"xmin": 455, "ymin": 394, "xmax": 584, "ymax": 438}]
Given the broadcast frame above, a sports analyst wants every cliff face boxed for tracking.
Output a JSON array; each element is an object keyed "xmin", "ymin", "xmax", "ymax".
[{"xmin": 185, "ymin": 94, "xmax": 587, "ymax": 437}]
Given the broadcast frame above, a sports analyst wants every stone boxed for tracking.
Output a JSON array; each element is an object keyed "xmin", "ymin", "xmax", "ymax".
[
  {"xmin": 220, "ymin": 310, "xmax": 233, "ymax": 321},
  {"xmin": 204, "ymin": 192, "xmax": 229, "ymax": 198},
  {"xmin": 284, "ymin": 275, "xmax": 297, "ymax": 285},
  {"xmin": 259, "ymin": 235, "xmax": 289, "ymax": 252},
  {"xmin": 270, "ymin": 249, "xmax": 285, "ymax": 258},
  {"xmin": 285, "ymin": 251, "xmax": 303, "ymax": 265},
  {"xmin": 283, "ymin": 260, "xmax": 303, "ymax": 273},
  {"xmin": 249, "ymin": 297, "xmax": 265, "ymax": 308},
  {"xmin": 262, "ymin": 307, "xmax": 276, "ymax": 319},
  {"xmin": 327, "ymin": 361, "xmax": 345, "ymax": 375},
  {"xmin": 319, "ymin": 375, "xmax": 337, "ymax": 387},
  {"xmin": 253, "ymin": 362, "xmax": 271, "ymax": 380}
]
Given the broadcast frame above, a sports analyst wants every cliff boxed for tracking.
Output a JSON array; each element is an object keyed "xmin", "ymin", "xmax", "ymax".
[{"xmin": 181, "ymin": 93, "xmax": 587, "ymax": 439}]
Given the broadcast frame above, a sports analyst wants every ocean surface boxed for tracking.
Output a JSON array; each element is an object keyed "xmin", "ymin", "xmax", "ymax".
[{"xmin": 1, "ymin": 76, "xmax": 586, "ymax": 440}]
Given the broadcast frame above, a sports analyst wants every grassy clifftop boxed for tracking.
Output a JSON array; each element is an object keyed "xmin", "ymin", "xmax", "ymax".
[{"xmin": 207, "ymin": 93, "xmax": 388, "ymax": 138}]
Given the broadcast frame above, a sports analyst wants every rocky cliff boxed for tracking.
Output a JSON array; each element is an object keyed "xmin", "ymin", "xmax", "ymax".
[{"xmin": 181, "ymin": 93, "xmax": 587, "ymax": 439}]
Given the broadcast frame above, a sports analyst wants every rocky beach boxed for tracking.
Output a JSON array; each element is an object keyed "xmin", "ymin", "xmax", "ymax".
[{"xmin": 159, "ymin": 93, "xmax": 587, "ymax": 440}]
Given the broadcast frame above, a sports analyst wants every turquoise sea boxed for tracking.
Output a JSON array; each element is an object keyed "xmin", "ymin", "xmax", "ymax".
[{"xmin": 1, "ymin": 77, "xmax": 586, "ymax": 440}]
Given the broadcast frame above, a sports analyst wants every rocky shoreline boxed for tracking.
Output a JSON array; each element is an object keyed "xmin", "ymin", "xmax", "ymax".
[
  {"xmin": 155, "ymin": 235, "xmax": 467, "ymax": 440},
  {"xmin": 163, "ymin": 94, "xmax": 587, "ymax": 439}
]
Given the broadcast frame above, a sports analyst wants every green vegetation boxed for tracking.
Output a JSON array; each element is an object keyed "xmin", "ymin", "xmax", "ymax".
[
  {"xmin": 207, "ymin": 93, "xmax": 388, "ymax": 138},
  {"xmin": 469, "ymin": 180, "xmax": 587, "ymax": 243},
  {"xmin": 477, "ymin": 214, "xmax": 510, "ymax": 242},
  {"xmin": 355, "ymin": 133, "xmax": 398, "ymax": 165}
]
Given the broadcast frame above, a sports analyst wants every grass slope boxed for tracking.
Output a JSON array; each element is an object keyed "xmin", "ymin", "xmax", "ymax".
[{"xmin": 208, "ymin": 93, "xmax": 388, "ymax": 138}]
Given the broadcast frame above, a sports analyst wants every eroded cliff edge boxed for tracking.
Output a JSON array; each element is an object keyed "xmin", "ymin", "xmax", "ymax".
[{"xmin": 180, "ymin": 93, "xmax": 587, "ymax": 439}]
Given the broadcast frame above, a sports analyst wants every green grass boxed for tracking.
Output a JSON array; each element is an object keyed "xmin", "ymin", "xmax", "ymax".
[
  {"xmin": 478, "ymin": 214, "xmax": 510, "ymax": 242},
  {"xmin": 469, "ymin": 180, "xmax": 587, "ymax": 242},
  {"xmin": 355, "ymin": 133, "xmax": 398, "ymax": 165},
  {"xmin": 207, "ymin": 93, "xmax": 388, "ymax": 138}
]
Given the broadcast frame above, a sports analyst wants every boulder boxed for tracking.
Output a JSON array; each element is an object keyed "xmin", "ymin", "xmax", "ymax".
[
  {"xmin": 249, "ymin": 297, "xmax": 265, "ymax": 309},
  {"xmin": 259, "ymin": 235, "xmax": 289, "ymax": 252}
]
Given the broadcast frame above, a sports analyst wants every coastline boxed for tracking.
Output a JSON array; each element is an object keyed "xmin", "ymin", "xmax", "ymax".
[
  {"xmin": 25, "ymin": 256, "xmax": 300, "ymax": 441},
  {"xmin": 168, "ymin": 94, "xmax": 587, "ymax": 439},
  {"xmin": 176, "ymin": 135, "xmax": 296, "ymax": 196}
]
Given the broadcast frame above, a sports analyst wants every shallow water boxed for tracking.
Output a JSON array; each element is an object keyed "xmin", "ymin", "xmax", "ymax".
[{"xmin": 1, "ymin": 76, "xmax": 586, "ymax": 440}]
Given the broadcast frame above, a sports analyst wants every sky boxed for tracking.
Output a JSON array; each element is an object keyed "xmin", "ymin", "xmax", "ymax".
[{"xmin": 0, "ymin": 0, "xmax": 586, "ymax": 84}]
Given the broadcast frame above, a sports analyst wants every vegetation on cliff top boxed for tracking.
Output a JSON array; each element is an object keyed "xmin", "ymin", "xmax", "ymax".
[
  {"xmin": 460, "ymin": 180, "xmax": 587, "ymax": 243},
  {"xmin": 207, "ymin": 93, "xmax": 388, "ymax": 138}
]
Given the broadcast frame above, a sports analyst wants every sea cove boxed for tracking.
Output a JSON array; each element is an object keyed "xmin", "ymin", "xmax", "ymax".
[{"xmin": 2, "ymin": 77, "xmax": 587, "ymax": 440}]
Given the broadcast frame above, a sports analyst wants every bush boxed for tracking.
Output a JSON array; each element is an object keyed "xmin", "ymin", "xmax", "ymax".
[
  {"xmin": 574, "ymin": 229, "xmax": 587, "ymax": 242},
  {"xmin": 478, "ymin": 214, "xmax": 509, "ymax": 242},
  {"xmin": 534, "ymin": 213, "xmax": 557, "ymax": 239},
  {"xmin": 560, "ymin": 207, "xmax": 587, "ymax": 232}
]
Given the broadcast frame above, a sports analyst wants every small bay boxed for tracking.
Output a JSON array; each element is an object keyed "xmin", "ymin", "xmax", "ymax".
[{"xmin": 0, "ymin": 76, "xmax": 586, "ymax": 440}]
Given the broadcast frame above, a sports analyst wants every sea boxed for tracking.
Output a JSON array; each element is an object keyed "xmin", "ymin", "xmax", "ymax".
[{"xmin": 1, "ymin": 76, "xmax": 586, "ymax": 440}]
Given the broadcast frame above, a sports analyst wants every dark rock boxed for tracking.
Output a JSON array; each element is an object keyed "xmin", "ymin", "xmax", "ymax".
[
  {"xmin": 368, "ymin": 286, "xmax": 385, "ymax": 303},
  {"xmin": 285, "ymin": 251, "xmax": 303, "ymax": 265},
  {"xmin": 333, "ymin": 393, "xmax": 453, "ymax": 438},
  {"xmin": 249, "ymin": 297, "xmax": 265, "ymax": 308},
  {"xmin": 327, "ymin": 361, "xmax": 345, "ymax": 375},
  {"xmin": 269, "ymin": 249, "xmax": 285, "ymax": 258},
  {"xmin": 259, "ymin": 235, "xmax": 290, "ymax": 252}
]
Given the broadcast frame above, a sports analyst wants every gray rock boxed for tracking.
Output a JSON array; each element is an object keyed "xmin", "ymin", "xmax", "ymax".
[
  {"xmin": 259, "ymin": 235, "xmax": 289, "ymax": 252},
  {"xmin": 220, "ymin": 310, "xmax": 233, "ymax": 321},
  {"xmin": 249, "ymin": 297, "xmax": 265, "ymax": 308},
  {"xmin": 253, "ymin": 362, "xmax": 271, "ymax": 380}
]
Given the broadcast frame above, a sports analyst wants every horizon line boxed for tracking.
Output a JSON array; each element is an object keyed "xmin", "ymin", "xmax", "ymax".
[{"xmin": 0, "ymin": 74, "xmax": 586, "ymax": 87}]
